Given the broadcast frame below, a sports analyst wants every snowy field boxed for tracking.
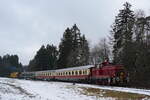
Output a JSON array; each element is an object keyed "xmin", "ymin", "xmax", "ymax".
[{"xmin": 0, "ymin": 77, "xmax": 150, "ymax": 100}]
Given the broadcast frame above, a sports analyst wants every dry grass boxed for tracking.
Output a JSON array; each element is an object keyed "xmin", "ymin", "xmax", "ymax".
[{"xmin": 79, "ymin": 87, "xmax": 150, "ymax": 100}]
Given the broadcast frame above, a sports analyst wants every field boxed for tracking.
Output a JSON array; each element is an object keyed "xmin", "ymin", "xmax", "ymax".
[{"xmin": 0, "ymin": 77, "xmax": 150, "ymax": 100}]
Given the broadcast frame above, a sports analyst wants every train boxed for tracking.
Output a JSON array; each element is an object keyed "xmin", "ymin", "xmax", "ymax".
[{"xmin": 10, "ymin": 61, "xmax": 129, "ymax": 86}]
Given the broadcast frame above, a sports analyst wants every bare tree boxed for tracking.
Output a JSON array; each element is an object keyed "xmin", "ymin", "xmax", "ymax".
[{"xmin": 90, "ymin": 38, "xmax": 110, "ymax": 64}]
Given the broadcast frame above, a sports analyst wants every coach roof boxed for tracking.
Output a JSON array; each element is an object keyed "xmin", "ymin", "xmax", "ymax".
[{"xmin": 55, "ymin": 65, "xmax": 94, "ymax": 72}]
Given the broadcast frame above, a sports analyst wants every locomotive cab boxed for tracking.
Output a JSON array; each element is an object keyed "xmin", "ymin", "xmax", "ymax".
[{"xmin": 91, "ymin": 61, "xmax": 129, "ymax": 86}]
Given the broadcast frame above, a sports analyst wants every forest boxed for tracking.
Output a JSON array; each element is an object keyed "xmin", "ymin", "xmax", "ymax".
[{"xmin": 0, "ymin": 2, "xmax": 150, "ymax": 88}]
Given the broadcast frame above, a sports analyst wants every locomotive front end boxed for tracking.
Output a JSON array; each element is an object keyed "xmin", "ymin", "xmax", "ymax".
[{"xmin": 114, "ymin": 66, "xmax": 129, "ymax": 85}]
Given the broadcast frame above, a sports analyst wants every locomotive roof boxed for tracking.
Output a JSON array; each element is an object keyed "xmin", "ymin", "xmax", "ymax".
[{"xmin": 55, "ymin": 65, "xmax": 94, "ymax": 72}]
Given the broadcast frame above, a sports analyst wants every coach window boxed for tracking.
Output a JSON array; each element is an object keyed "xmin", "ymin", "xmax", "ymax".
[
  {"xmin": 64, "ymin": 72, "xmax": 66, "ymax": 76},
  {"xmin": 63, "ymin": 72, "xmax": 65, "ymax": 76},
  {"xmin": 84, "ymin": 70, "xmax": 87, "ymax": 75},
  {"xmin": 72, "ymin": 71, "xmax": 74, "ymax": 75},
  {"xmin": 69, "ymin": 71, "xmax": 71, "ymax": 75},
  {"xmin": 87, "ymin": 69, "xmax": 90, "ymax": 75},
  {"xmin": 75, "ymin": 71, "xmax": 78, "ymax": 75},
  {"xmin": 79, "ymin": 70, "xmax": 81, "ymax": 75}
]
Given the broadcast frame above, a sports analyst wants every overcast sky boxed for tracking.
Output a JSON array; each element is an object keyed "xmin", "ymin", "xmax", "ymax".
[{"xmin": 0, "ymin": 0, "xmax": 150, "ymax": 65}]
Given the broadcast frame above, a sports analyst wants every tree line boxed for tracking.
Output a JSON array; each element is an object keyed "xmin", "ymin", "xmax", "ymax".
[
  {"xmin": 28, "ymin": 24, "xmax": 89, "ymax": 71},
  {"xmin": 0, "ymin": 54, "xmax": 22, "ymax": 77}
]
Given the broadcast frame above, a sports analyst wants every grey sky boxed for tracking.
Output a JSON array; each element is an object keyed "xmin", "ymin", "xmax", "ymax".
[{"xmin": 0, "ymin": 0, "xmax": 149, "ymax": 65}]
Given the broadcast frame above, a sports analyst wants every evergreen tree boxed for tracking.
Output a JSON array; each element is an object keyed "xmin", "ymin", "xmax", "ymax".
[
  {"xmin": 69, "ymin": 24, "xmax": 81, "ymax": 66},
  {"xmin": 46, "ymin": 44, "xmax": 58, "ymax": 69},
  {"xmin": 57, "ymin": 28, "xmax": 73, "ymax": 68},
  {"xmin": 58, "ymin": 24, "xmax": 90, "ymax": 68},
  {"xmin": 80, "ymin": 35, "xmax": 90, "ymax": 65},
  {"xmin": 28, "ymin": 44, "xmax": 58, "ymax": 71},
  {"xmin": 133, "ymin": 15, "xmax": 150, "ymax": 86},
  {"xmin": 111, "ymin": 2, "xmax": 135, "ymax": 71}
]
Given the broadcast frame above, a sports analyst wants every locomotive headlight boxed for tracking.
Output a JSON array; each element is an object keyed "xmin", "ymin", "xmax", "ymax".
[
  {"xmin": 113, "ymin": 77, "xmax": 116, "ymax": 83},
  {"xmin": 116, "ymin": 77, "xmax": 119, "ymax": 81}
]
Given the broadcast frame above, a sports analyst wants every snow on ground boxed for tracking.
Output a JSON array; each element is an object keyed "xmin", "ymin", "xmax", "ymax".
[{"xmin": 0, "ymin": 77, "xmax": 150, "ymax": 100}]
